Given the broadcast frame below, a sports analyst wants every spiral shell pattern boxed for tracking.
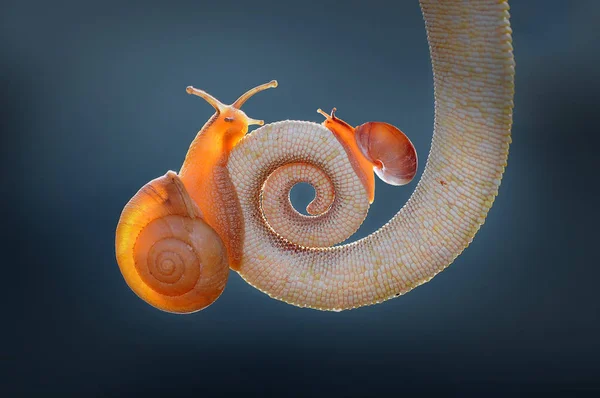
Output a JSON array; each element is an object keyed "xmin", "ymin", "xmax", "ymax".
[
  {"xmin": 355, "ymin": 122, "xmax": 418, "ymax": 186},
  {"xmin": 115, "ymin": 171, "xmax": 229, "ymax": 313}
]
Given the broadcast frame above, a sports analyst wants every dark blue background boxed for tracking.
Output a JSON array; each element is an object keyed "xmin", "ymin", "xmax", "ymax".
[{"xmin": 3, "ymin": 0, "xmax": 598, "ymax": 395}]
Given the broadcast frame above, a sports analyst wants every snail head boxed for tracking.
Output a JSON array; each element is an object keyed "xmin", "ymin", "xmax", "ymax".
[{"xmin": 186, "ymin": 80, "xmax": 278, "ymax": 136}]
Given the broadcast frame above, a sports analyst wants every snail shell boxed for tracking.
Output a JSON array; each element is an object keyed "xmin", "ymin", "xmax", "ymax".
[
  {"xmin": 355, "ymin": 122, "xmax": 418, "ymax": 186},
  {"xmin": 115, "ymin": 171, "xmax": 229, "ymax": 313}
]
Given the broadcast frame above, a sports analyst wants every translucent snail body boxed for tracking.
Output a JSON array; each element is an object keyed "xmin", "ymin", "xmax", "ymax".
[
  {"xmin": 179, "ymin": 81, "xmax": 277, "ymax": 269},
  {"xmin": 318, "ymin": 108, "xmax": 418, "ymax": 203},
  {"xmin": 317, "ymin": 108, "xmax": 378, "ymax": 203}
]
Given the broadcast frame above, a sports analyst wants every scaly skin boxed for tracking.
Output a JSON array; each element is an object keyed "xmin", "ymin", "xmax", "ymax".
[{"xmin": 225, "ymin": 0, "xmax": 514, "ymax": 310}]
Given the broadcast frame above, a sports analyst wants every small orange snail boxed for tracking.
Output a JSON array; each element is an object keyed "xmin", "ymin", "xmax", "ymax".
[{"xmin": 317, "ymin": 108, "xmax": 418, "ymax": 203}]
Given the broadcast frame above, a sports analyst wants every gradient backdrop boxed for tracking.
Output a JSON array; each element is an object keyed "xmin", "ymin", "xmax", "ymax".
[{"xmin": 3, "ymin": 0, "xmax": 599, "ymax": 395}]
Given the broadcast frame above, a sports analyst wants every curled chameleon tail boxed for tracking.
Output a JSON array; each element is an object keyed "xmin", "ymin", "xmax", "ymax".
[{"xmin": 115, "ymin": 0, "xmax": 515, "ymax": 313}]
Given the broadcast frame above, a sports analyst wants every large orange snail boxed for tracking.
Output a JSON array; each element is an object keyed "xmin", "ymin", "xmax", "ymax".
[
  {"xmin": 115, "ymin": 0, "xmax": 515, "ymax": 313},
  {"xmin": 116, "ymin": 82, "xmax": 276, "ymax": 313}
]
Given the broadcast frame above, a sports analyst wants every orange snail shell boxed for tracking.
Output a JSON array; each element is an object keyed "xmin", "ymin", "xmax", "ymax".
[
  {"xmin": 115, "ymin": 171, "xmax": 229, "ymax": 313},
  {"xmin": 355, "ymin": 122, "xmax": 418, "ymax": 186}
]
